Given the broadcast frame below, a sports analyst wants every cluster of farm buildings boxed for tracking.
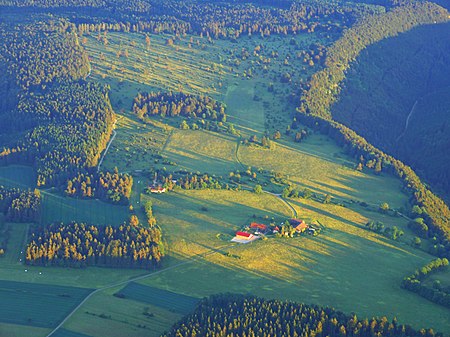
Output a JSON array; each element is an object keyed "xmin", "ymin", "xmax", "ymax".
[{"xmin": 231, "ymin": 219, "xmax": 316, "ymax": 244}]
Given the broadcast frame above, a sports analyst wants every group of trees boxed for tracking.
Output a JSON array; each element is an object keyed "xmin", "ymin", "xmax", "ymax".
[
  {"xmin": 0, "ymin": 186, "xmax": 40, "ymax": 223},
  {"xmin": 401, "ymin": 258, "xmax": 450, "ymax": 308},
  {"xmin": 295, "ymin": 2, "xmax": 450, "ymax": 258},
  {"xmin": 164, "ymin": 294, "xmax": 442, "ymax": 337},
  {"xmin": 132, "ymin": 91, "xmax": 226, "ymax": 122},
  {"xmin": 25, "ymin": 221, "xmax": 164, "ymax": 268},
  {"xmin": 65, "ymin": 169, "xmax": 133, "ymax": 204}
]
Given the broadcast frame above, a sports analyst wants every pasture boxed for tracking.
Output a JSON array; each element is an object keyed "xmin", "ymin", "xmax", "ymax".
[{"xmin": 0, "ymin": 280, "xmax": 92, "ymax": 328}]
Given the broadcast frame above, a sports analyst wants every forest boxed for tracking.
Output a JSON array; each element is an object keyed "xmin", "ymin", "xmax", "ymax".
[
  {"xmin": 164, "ymin": 294, "xmax": 442, "ymax": 337},
  {"xmin": 295, "ymin": 1, "xmax": 450, "ymax": 259},
  {"xmin": 0, "ymin": 20, "xmax": 132, "ymax": 204},
  {"xmin": 25, "ymin": 220, "xmax": 164, "ymax": 268},
  {"xmin": 331, "ymin": 22, "xmax": 450, "ymax": 200}
]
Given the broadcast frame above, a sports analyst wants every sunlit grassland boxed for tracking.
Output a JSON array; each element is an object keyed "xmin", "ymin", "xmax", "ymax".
[
  {"xmin": 163, "ymin": 130, "xmax": 239, "ymax": 176},
  {"xmin": 239, "ymin": 134, "xmax": 407, "ymax": 209},
  {"xmin": 135, "ymin": 189, "xmax": 450, "ymax": 333},
  {"xmin": 84, "ymin": 31, "xmax": 229, "ymax": 102},
  {"xmin": 143, "ymin": 189, "xmax": 290, "ymax": 258}
]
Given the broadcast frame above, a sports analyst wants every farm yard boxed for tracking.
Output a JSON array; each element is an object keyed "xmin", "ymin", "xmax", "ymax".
[{"xmin": 0, "ymin": 5, "xmax": 449, "ymax": 337}]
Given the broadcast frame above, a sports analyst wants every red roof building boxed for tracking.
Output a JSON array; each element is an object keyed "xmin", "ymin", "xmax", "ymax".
[
  {"xmin": 250, "ymin": 223, "xmax": 268, "ymax": 231},
  {"xmin": 236, "ymin": 231, "xmax": 251, "ymax": 238}
]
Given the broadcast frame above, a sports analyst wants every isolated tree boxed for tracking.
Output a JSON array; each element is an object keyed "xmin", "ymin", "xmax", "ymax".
[
  {"xmin": 254, "ymin": 184, "xmax": 263, "ymax": 194},
  {"xmin": 379, "ymin": 202, "xmax": 390, "ymax": 213}
]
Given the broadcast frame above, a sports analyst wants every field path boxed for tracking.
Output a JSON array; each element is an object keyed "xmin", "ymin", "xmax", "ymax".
[
  {"xmin": 234, "ymin": 140, "xmax": 246, "ymax": 169},
  {"xmin": 97, "ymin": 120, "xmax": 118, "ymax": 173},
  {"xmin": 46, "ymin": 243, "xmax": 234, "ymax": 337},
  {"xmin": 264, "ymin": 191, "xmax": 297, "ymax": 218},
  {"xmin": 396, "ymin": 100, "xmax": 418, "ymax": 143},
  {"xmin": 161, "ymin": 129, "xmax": 175, "ymax": 153}
]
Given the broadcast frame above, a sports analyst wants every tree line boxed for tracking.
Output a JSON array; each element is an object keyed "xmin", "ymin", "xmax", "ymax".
[
  {"xmin": 25, "ymin": 220, "xmax": 164, "ymax": 269},
  {"xmin": 295, "ymin": 2, "xmax": 450, "ymax": 259},
  {"xmin": 0, "ymin": 186, "xmax": 40, "ymax": 223},
  {"xmin": 401, "ymin": 258, "xmax": 450, "ymax": 309},
  {"xmin": 163, "ymin": 294, "xmax": 442, "ymax": 337}
]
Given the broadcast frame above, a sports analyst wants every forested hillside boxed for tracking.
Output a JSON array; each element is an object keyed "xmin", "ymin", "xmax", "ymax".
[
  {"xmin": 331, "ymin": 22, "xmax": 450, "ymax": 200},
  {"xmin": 0, "ymin": 20, "xmax": 133, "ymax": 203},
  {"xmin": 164, "ymin": 294, "xmax": 443, "ymax": 337},
  {"xmin": 296, "ymin": 1, "xmax": 450, "ymax": 259}
]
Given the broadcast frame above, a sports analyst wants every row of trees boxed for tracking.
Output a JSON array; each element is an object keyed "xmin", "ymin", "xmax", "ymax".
[
  {"xmin": 164, "ymin": 294, "xmax": 442, "ymax": 337},
  {"xmin": 295, "ymin": 2, "xmax": 450, "ymax": 258},
  {"xmin": 0, "ymin": 186, "xmax": 40, "ymax": 223},
  {"xmin": 25, "ymin": 221, "xmax": 164, "ymax": 268},
  {"xmin": 401, "ymin": 258, "xmax": 450, "ymax": 308}
]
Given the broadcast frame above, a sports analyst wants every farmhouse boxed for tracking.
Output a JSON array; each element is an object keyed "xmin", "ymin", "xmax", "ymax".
[
  {"xmin": 231, "ymin": 231, "xmax": 259, "ymax": 244},
  {"xmin": 150, "ymin": 186, "xmax": 166, "ymax": 193},
  {"xmin": 289, "ymin": 219, "xmax": 308, "ymax": 233}
]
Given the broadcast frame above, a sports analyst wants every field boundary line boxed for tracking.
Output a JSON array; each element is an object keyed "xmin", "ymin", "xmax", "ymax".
[{"xmin": 45, "ymin": 243, "xmax": 234, "ymax": 337}]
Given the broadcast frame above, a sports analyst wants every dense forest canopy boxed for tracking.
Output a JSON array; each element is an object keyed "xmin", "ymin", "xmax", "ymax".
[
  {"xmin": 331, "ymin": 22, "xmax": 450, "ymax": 200},
  {"xmin": 164, "ymin": 294, "xmax": 443, "ymax": 337}
]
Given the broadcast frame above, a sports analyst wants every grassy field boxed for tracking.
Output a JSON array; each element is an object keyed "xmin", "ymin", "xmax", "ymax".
[
  {"xmin": 163, "ymin": 130, "xmax": 239, "ymax": 176},
  {"xmin": 0, "ymin": 280, "xmax": 93, "ymax": 328}
]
